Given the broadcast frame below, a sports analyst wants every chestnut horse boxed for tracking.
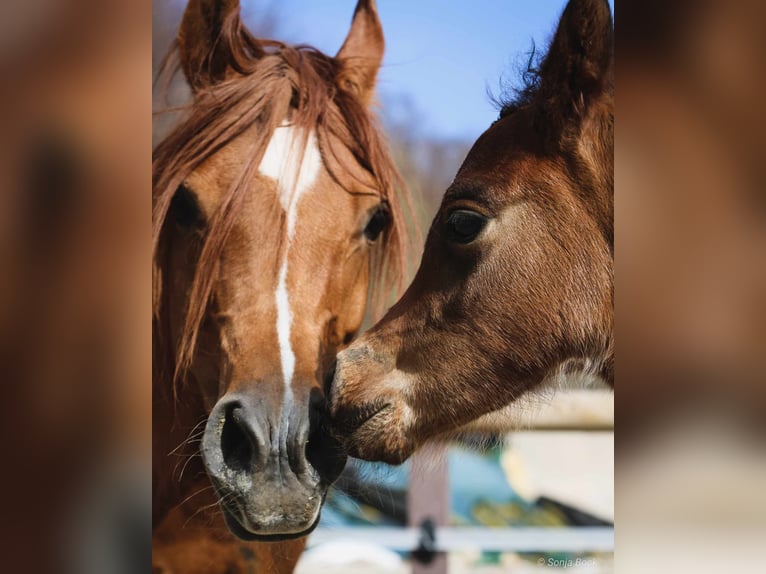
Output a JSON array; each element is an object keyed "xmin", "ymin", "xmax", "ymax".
[
  {"xmin": 152, "ymin": 1, "xmax": 411, "ymax": 572},
  {"xmin": 330, "ymin": 0, "xmax": 613, "ymax": 464}
]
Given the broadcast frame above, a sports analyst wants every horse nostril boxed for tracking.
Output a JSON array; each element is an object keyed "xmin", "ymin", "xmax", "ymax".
[
  {"xmin": 323, "ymin": 360, "xmax": 337, "ymax": 398},
  {"xmin": 305, "ymin": 423, "xmax": 345, "ymax": 482},
  {"xmin": 304, "ymin": 388, "xmax": 346, "ymax": 481},
  {"xmin": 220, "ymin": 405, "xmax": 255, "ymax": 473}
]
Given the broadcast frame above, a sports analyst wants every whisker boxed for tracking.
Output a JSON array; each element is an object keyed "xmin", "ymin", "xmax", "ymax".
[
  {"xmin": 168, "ymin": 418, "xmax": 208, "ymax": 457},
  {"xmin": 184, "ymin": 496, "xmax": 228, "ymax": 527},
  {"xmin": 177, "ymin": 453, "xmax": 203, "ymax": 483},
  {"xmin": 174, "ymin": 484, "xmax": 215, "ymax": 512}
]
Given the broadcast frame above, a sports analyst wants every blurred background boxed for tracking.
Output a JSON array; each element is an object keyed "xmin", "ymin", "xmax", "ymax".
[{"xmin": 0, "ymin": 0, "xmax": 763, "ymax": 572}]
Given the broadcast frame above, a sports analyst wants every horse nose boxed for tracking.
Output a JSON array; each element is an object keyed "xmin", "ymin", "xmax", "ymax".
[
  {"xmin": 326, "ymin": 342, "xmax": 389, "ymax": 410},
  {"xmin": 202, "ymin": 388, "xmax": 346, "ymax": 485},
  {"xmin": 202, "ymin": 397, "xmax": 268, "ymax": 478}
]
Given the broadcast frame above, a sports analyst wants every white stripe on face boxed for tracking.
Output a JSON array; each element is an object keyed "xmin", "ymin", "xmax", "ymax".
[{"xmin": 259, "ymin": 123, "xmax": 322, "ymax": 406}]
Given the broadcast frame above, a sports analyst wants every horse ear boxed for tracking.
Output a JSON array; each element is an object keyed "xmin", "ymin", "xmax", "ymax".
[
  {"xmin": 178, "ymin": 0, "xmax": 251, "ymax": 91},
  {"xmin": 336, "ymin": 0, "xmax": 385, "ymax": 105},
  {"xmin": 537, "ymin": 0, "xmax": 613, "ymax": 127}
]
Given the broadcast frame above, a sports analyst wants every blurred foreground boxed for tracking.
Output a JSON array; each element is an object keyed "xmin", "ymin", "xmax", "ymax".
[
  {"xmin": 617, "ymin": 1, "xmax": 766, "ymax": 572},
  {"xmin": 1, "ymin": 1, "xmax": 151, "ymax": 572}
]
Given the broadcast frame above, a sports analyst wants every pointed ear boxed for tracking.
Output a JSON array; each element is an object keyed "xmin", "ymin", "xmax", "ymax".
[
  {"xmin": 537, "ymin": 0, "xmax": 613, "ymax": 125},
  {"xmin": 178, "ymin": 0, "xmax": 255, "ymax": 91},
  {"xmin": 336, "ymin": 0, "xmax": 385, "ymax": 105}
]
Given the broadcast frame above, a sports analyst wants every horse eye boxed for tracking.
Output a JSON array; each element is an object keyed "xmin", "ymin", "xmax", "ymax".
[
  {"xmin": 364, "ymin": 205, "xmax": 390, "ymax": 242},
  {"xmin": 445, "ymin": 209, "xmax": 488, "ymax": 244},
  {"xmin": 171, "ymin": 185, "xmax": 203, "ymax": 228}
]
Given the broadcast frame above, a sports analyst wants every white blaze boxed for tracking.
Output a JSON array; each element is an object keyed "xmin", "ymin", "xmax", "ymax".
[{"xmin": 258, "ymin": 123, "xmax": 321, "ymax": 406}]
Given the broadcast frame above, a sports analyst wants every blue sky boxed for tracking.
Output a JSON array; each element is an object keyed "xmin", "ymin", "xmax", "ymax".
[{"xmin": 239, "ymin": 0, "xmax": 615, "ymax": 142}]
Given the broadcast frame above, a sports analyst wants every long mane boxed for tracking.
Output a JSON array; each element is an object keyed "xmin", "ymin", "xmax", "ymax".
[{"xmin": 152, "ymin": 38, "xmax": 414, "ymax": 391}]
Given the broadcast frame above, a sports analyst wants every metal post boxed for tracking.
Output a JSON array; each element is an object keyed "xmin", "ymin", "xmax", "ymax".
[{"xmin": 408, "ymin": 441, "xmax": 449, "ymax": 574}]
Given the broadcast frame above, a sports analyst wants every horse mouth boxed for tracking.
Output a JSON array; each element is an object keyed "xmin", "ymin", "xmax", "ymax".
[
  {"xmin": 331, "ymin": 400, "xmax": 390, "ymax": 438},
  {"xmin": 331, "ymin": 401, "xmax": 416, "ymax": 464},
  {"xmin": 221, "ymin": 502, "xmax": 321, "ymax": 542}
]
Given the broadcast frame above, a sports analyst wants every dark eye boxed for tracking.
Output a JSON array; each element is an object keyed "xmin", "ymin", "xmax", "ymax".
[
  {"xmin": 364, "ymin": 204, "xmax": 390, "ymax": 242},
  {"xmin": 171, "ymin": 185, "xmax": 203, "ymax": 228},
  {"xmin": 445, "ymin": 209, "xmax": 488, "ymax": 244}
]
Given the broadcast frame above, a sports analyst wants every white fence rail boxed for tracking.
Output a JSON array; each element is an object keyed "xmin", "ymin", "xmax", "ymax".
[{"xmin": 308, "ymin": 526, "xmax": 614, "ymax": 553}]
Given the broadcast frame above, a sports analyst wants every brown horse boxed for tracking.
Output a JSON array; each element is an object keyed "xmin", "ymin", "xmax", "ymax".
[
  {"xmin": 329, "ymin": 0, "xmax": 613, "ymax": 464},
  {"xmin": 152, "ymin": 1, "xmax": 411, "ymax": 571}
]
